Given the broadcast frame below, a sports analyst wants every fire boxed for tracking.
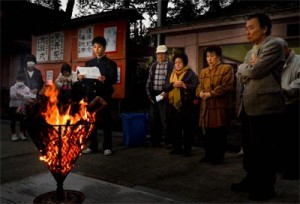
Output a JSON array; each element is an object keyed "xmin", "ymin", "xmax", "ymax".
[
  {"xmin": 38, "ymin": 84, "xmax": 96, "ymax": 177},
  {"xmin": 42, "ymin": 84, "xmax": 92, "ymax": 125}
]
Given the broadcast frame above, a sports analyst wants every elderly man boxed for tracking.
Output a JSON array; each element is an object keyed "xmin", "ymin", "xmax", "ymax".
[
  {"xmin": 232, "ymin": 13, "xmax": 285, "ymax": 201},
  {"xmin": 146, "ymin": 45, "xmax": 174, "ymax": 147},
  {"xmin": 279, "ymin": 40, "xmax": 300, "ymax": 180}
]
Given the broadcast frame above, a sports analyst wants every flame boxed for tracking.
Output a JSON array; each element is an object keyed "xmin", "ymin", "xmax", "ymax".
[
  {"xmin": 41, "ymin": 84, "xmax": 92, "ymax": 125},
  {"xmin": 39, "ymin": 84, "xmax": 96, "ymax": 177}
]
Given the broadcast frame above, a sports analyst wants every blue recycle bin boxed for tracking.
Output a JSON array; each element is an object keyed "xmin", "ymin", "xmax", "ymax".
[{"xmin": 121, "ymin": 113, "xmax": 149, "ymax": 147}]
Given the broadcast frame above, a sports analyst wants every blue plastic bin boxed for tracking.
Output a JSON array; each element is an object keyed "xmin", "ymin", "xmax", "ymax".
[{"xmin": 121, "ymin": 113, "xmax": 149, "ymax": 147}]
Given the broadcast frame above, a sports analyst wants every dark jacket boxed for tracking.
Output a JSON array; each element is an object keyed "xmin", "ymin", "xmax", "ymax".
[
  {"xmin": 72, "ymin": 55, "xmax": 117, "ymax": 103},
  {"xmin": 18, "ymin": 67, "xmax": 44, "ymax": 92},
  {"xmin": 164, "ymin": 68, "xmax": 199, "ymax": 116}
]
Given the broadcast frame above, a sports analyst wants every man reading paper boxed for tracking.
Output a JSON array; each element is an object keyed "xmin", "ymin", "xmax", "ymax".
[{"xmin": 73, "ymin": 36, "xmax": 117, "ymax": 156}]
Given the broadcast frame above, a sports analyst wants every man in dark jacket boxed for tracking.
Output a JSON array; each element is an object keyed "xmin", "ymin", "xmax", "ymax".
[{"xmin": 75, "ymin": 36, "xmax": 117, "ymax": 156}]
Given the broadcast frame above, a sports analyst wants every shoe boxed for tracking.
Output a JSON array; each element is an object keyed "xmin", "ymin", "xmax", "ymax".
[
  {"xmin": 82, "ymin": 148, "xmax": 93, "ymax": 154},
  {"xmin": 182, "ymin": 153, "xmax": 193, "ymax": 157},
  {"xmin": 211, "ymin": 161, "xmax": 224, "ymax": 165},
  {"xmin": 199, "ymin": 157, "xmax": 210, "ymax": 163},
  {"xmin": 11, "ymin": 133, "xmax": 19, "ymax": 141},
  {"xmin": 169, "ymin": 149, "xmax": 182, "ymax": 155},
  {"xmin": 249, "ymin": 189, "xmax": 276, "ymax": 201},
  {"xmin": 282, "ymin": 173, "xmax": 299, "ymax": 180},
  {"xmin": 104, "ymin": 149, "xmax": 112, "ymax": 156},
  {"xmin": 151, "ymin": 143, "xmax": 162, "ymax": 147},
  {"xmin": 19, "ymin": 133, "xmax": 27, "ymax": 140},
  {"xmin": 231, "ymin": 181, "xmax": 250, "ymax": 192},
  {"xmin": 237, "ymin": 148, "xmax": 244, "ymax": 156},
  {"xmin": 165, "ymin": 144, "xmax": 173, "ymax": 150}
]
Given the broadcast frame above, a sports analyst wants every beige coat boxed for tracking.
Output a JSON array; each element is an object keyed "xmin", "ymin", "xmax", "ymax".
[
  {"xmin": 197, "ymin": 64, "xmax": 234, "ymax": 128},
  {"xmin": 238, "ymin": 36, "xmax": 285, "ymax": 116}
]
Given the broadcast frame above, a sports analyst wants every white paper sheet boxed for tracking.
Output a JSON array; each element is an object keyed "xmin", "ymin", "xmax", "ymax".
[
  {"xmin": 76, "ymin": 66, "xmax": 101, "ymax": 79},
  {"xmin": 155, "ymin": 92, "xmax": 164, "ymax": 102},
  {"xmin": 24, "ymin": 93, "xmax": 36, "ymax": 99}
]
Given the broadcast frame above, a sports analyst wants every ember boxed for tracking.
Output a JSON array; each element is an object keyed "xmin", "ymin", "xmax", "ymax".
[
  {"xmin": 38, "ymin": 120, "xmax": 94, "ymax": 177},
  {"xmin": 40, "ymin": 84, "xmax": 96, "ymax": 178}
]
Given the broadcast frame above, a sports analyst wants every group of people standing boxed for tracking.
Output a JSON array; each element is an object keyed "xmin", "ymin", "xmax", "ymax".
[
  {"xmin": 9, "ymin": 36, "xmax": 117, "ymax": 157},
  {"xmin": 232, "ymin": 13, "xmax": 299, "ymax": 201},
  {"xmin": 146, "ymin": 13, "xmax": 299, "ymax": 201},
  {"xmin": 9, "ymin": 54, "xmax": 44, "ymax": 141},
  {"xmin": 8, "ymin": 12, "xmax": 298, "ymax": 202},
  {"xmin": 146, "ymin": 44, "xmax": 234, "ymax": 162}
]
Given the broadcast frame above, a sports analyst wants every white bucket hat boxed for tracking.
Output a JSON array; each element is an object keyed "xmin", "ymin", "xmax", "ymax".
[{"xmin": 156, "ymin": 45, "xmax": 168, "ymax": 53}]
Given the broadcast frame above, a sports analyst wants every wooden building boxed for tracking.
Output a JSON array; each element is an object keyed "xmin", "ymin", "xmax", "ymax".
[
  {"xmin": 149, "ymin": 2, "xmax": 299, "ymax": 118},
  {"xmin": 1, "ymin": 1, "xmax": 151, "ymax": 116},
  {"xmin": 149, "ymin": 2, "xmax": 300, "ymax": 75},
  {"xmin": 31, "ymin": 9, "xmax": 144, "ymax": 100}
]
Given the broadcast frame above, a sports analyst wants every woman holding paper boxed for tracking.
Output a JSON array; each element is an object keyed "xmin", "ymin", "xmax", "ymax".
[{"xmin": 164, "ymin": 52, "xmax": 199, "ymax": 157}]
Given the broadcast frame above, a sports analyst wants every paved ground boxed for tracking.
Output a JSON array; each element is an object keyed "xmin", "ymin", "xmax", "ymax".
[{"xmin": 0, "ymin": 119, "xmax": 299, "ymax": 203}]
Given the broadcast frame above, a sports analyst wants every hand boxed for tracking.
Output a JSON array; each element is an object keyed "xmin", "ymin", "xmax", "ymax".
[
  {"xmin": 173, "ymin": 81, "xmax": 185, "ymax": 88},
  {"xmin": 16, "ymin": 92, "xmax": 23, "ymax": 97},
  {"xmin": 26, "ymin": 98, "xmax": 35, "ymax": 103},
  {"xmin": 77, "ymin": 74, "xmax": 85, "ymax": 80},
  {"xmin": 249, "ymin": 57, "xmax": 259, "ymax": 65},
  {"xmin": 199, "ymin": 91, "xmax": 211, "ymax": 100},
  {"xmin": 64, "ymin": 78, "xmax": 71, "ymax": 82},
  {"xmin": 162, "ymin": 92, "xmax": 168, "ymax": 98},
  {"xmin": 148, "ymin": 95, "xmax": 155, "ymax": 104},
  {"xmin": 206, "ymin": 92, "xmax": 212, "ymax": 99},
  {"xmin": 240, "ymin": 76, "xmax": 249, "ymax": 84},
  {"xmin": 199, "ymin": 91, "xmax": 205, "ymax": 98},
  {"xmin": 31, "ymin": 89, "xmax": 38, "ymax": 94},
  {"xmin": 282, "ymin": 88, "xmax": 292, "ymax": 97},
  {"xmin": 180, "ymin": 81, "xmax": 186, "ymax": 89},
  {"xmin": 98, "ymin": 75, "xmax": 105, "ymax": 83},
  {"xmin": 173, "ymin": 81, "xmax": 179, "ymax": 88}
]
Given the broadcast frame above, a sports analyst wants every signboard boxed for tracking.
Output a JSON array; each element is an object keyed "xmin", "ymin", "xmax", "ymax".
[
  {"xmin": 50, "ymin": 32, "xmax": 64, "ymax": 61},
  {"xmin": 36, "ymin": 35, "xmax": 49, "ymax": 62},
  {"xmin": 104, "ymin": 26, "xmax": 117, "ymax": 52},
  {"xmin": 46, "ymin": 69, "xmax": 54, "ymax": 84},
  {"xmin": 78, "ymin": 26, "xmax": 93, "ymax": 58}
]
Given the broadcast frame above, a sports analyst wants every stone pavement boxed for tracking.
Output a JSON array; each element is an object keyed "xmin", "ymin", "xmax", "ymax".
[
  {"xmin": 1, "ymin": 172, "xmax": 183, "ymax": 203},
  {"xmin": 0, "ymin": 119, "xmax": 299, "ymax": 203}
]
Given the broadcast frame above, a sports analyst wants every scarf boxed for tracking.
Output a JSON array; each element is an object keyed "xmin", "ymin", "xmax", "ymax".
[{"xmin": 168, "ymin": 67, "xmax": 189, "ymax": 109}]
